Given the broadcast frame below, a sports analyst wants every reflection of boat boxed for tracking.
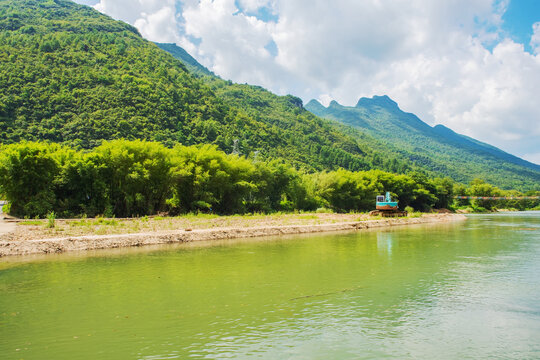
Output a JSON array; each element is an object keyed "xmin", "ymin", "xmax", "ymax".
[{"xmin": 370, "ymin": 192, "xmax": 407, "ymax": 217}]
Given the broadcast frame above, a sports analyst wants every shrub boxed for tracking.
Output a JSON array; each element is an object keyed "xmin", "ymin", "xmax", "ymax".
[{"xmin": 46, "ymin": 211, "xmax": 56, "ymax": 228}]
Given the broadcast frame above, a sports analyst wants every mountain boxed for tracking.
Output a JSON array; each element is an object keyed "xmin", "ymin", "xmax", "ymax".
[
  {"xmin": 0, "ymin": 0, "xmax": 413, "ymax": 173},
  {"xmin": 156, "ymin": 42, "xmax": 539, "ymax": 191},
  {"xmin": 155, "ymin": 43, "xmax": 214, "ymax": 77},
  {"xmin": 155, "ymin": 43, "xmax": 419, "ymax": 174},
  {"xmin": 2, "ymin": 0, "xmax": 538, "ymax": 191},
  {"xmin": 305, "ymin": 96, "xmax": 540, "ymax": 190}
]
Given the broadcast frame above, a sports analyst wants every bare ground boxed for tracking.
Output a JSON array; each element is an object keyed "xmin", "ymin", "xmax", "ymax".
[
  {"xmin": 0, "ymin": 213, "xmax": 466, "ymax": 257},
  {"xmin": 0, "ymin": 219, "xmax": 16, "ymax": 236}
]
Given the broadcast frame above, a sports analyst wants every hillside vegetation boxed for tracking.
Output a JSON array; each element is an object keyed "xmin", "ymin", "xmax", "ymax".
[
  {"xmin": 0, "ymin": 0, "xmax": 537, "ymax": 218},
  {"xmin": 157, "ymin": 42, "xmax": 539, "ymax": 192},
  {"xmin": 306, "ymin": 97, "xmax": 540, "ymax": 190},
  {"xmin": 0, "ymin": 0, "xmax": 412, "ymax": 173},
  {"xmin": 1, "ymin": 141, "xmax": 537, "ymax": 218}
]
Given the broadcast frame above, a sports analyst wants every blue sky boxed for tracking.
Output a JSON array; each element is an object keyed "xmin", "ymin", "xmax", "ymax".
[
  {"xmin": 501, "ymin": 0, "xmax": 540, "ymax": 53},
  {"xmin": 77, "ymin": 0, "xmax": 540, "ymax": 164}
]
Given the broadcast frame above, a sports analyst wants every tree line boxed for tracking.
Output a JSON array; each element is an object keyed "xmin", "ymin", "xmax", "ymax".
[{"xmin": 1, "ymin": 140, "xmax": 537, "ymax": 218}]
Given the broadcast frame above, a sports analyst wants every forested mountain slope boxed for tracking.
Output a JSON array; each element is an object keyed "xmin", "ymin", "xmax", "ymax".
[
  {"xmin": 157, "ymin": 42, "xmax": 539, "ymax": 191},
  {"xmin": 305, "ymin": 96, "xmax": 540, "ymax": 190},
  {"xmin": 156, "ymin": 42, "xmax": 213, "ymax": 77},
  {"xmin": 156, "ymin": 43, "xmax": 426, "ymax": 173},
  {"xmin": 0, "ymin": 0, "xmax": 410, "ymax": 172},
  {"xmin": 2, "ymin": 0, "xmax": 538, "ymax": 190}
]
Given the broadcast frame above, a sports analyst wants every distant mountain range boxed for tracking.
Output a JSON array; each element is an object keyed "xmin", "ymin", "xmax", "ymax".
[
  {"xmin": 305, "ymin": 96, "xmax": 540, "ymax": 189},
  {"xmin": 0, "ymin": 0, "xmax": 538, "ymax": 190}
]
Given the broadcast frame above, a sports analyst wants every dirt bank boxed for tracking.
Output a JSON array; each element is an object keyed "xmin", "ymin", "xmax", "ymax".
[
  {"xmin": 0, "ymin": 214, "xmax": 466, "ymax": 257},
  {"xmin": 0, "ymin": 219, "xmax": 16, "ymax": 236}
]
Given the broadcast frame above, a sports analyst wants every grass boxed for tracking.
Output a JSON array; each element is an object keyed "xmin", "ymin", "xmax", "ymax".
[
  {"xmin": 19, "ymin": 220, "xmax": 44, "ymax": 226},
  {"xmin": 8, "ymin": 211, "xmax": 448, "ymax": 241},
  {"xmin": 298, "ymin": 214, "xmax": 319, "ymax": 220},
  {"xmin": 181, "ymin": 212, "xmax": 220, "ymax": 220}
]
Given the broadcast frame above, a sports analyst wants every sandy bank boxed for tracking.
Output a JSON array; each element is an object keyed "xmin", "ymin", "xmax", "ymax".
[
  {"xmin": 0, "ymin": 214, "xmax": 465, "ymax": 257},
  {"xmin": 0, "ymin": 220, "xmax": 15, "ymax": 236}
]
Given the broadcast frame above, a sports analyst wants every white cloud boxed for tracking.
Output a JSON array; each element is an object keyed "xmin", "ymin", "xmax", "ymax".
[
  {"xmin": 94, "ymin": 0, "xmax": 180, "ymax": 43},
  {"xmin": 134, "ymin": 6, "xmax": 180, "ymax": 43},
  {"xmin": 80, "ymin": 0, "xmax": 540, "ymax": 164},
  {"xmin": 532, "ymin": 22, "xmax": 540, "ymax": 55},
  {"xmin": 181, "ymin": 0, "xmax": 303, "ymax": 93}
]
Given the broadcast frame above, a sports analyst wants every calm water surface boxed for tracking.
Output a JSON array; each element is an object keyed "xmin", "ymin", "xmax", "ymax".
[{"xmin": 1, "ymin": 212, "xmax": 540, "ymax": 359}]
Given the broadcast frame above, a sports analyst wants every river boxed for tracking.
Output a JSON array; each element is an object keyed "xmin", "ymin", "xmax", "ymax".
[{"xmin": 1, "ymin": 212, "xmax": 539, "ymax": 359}]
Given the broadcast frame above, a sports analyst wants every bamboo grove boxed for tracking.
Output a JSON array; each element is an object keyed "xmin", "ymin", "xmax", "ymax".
[{"xmin": 1, "ymin": 140, "xmax": 538, "ymax": 218}]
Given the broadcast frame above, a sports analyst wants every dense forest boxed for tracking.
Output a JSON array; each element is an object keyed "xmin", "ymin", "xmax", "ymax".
[
  {"xmin": 159, "ymin": 41, "xmax": 540, "ymax": 192},
  {"xmin": 0, "ymin": 141, "xmax": 537, "ymax": 218},
  {"xmin": 306, "ymin": 97, "xmax": 540, "ymax": 191},
  {"xmin": 0, "ymin": 0, "xmax": 414, "ymax": 174},
  {"xmin": 0, "ymin": 0, "xmax": 537, "ymax": 218}
]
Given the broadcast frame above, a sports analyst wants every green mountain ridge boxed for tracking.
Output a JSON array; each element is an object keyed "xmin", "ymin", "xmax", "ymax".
[
  {"xmin": 155, "ymin": 42, "xmax": 214, "ymax": 77},
  {"xmin": 0, "ymin": 0, "xmax": 412, "ymax": 175},
  {"xmin": 305, "ymin": 97, "xmax": 540, "ymax": 190},
  {"xmin": 157, "ymin": 40, "xmax": 539, "ymax": 190}
]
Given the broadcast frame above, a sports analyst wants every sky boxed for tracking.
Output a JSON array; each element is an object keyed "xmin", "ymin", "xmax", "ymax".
[{"xmin": 75, "ymin": 0, "xmax": 540, "ymax": 165}]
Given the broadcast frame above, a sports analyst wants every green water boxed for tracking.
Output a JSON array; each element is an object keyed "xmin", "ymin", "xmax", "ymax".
[{"xmin": 1, "ymin": 213, "xmax": 540, "ymax": 359}]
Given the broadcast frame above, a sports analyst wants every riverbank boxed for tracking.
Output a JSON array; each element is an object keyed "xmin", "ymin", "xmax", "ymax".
[{"xmin": 0, "ymin": 213, "xmax": 466, "ymax": 257}]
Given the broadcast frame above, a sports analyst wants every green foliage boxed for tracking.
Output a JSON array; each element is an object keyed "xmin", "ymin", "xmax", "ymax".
[
  {"xmin": 0, "ymin": 141, "xmax": 317, "ymax": 217},
  {"xmin": 46, "ymin": 211, "xmax": 55, "ymax": 228},
  {"xmin": 0, "ymin": 0, "xmax": 406, "ymax": 175},
  {"xmin": 0, "ymin": 2, "xmax": 536, "ymax": 217},
  {"xmin": 199, "ymin": 77, "xmax": 414, "ymax": 174},
  {"xmin": 168, "ymin": 144, "xmax": 256, "ymax": 214},
  {"xmin": 155, "ymin": 43, "xmax": 214, "ymax": 77},
  {"xmin": 19, "ymin": 219, "xmax": 43, "ymax": 226},
  {"xmin": 1, "ymin": 141, "xmax": 536, "ymax": 218},
  {"xmin": 309, "ymin": 169, "xmax": 376, "ymax": 212},
  {"xmin": 306, "ymin": 169, "xmax": 447, "ymax": 213},
  {"xmin": 432, "ymin": 177, "xmax": 455, "ymax": 209},
  {"xmin": 451, "ymin": 179, "xmax": 540, "ymax": 211},
  {"xmin": 167, "ymin": 145, "xmax": 313, "ymax": 214},
  {"xmin": 467, "ymin": 178, "xmax": 503, "ymax": 210},
  {"xmin": 306, "ymin": 98, "xmax": 540, "ymax": 191},
  {"xmin": 1, "ymin": 202, "xmax": 8, "ymax": 213},
  {"xmin": 0, "ymin": 141, "xmax": 64, "ymax": 217},
  {"xmin": 94, "ymin": 140, "xmax": 174, "ymax": 217}
]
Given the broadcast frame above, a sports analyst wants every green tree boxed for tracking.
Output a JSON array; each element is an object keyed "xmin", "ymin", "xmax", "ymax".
[{"xmin": 0, "ymin": 142, "xmax": 63, "ymax": 217}]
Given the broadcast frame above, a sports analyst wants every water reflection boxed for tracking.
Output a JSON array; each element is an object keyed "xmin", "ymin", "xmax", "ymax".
[{"xmin": 376, "ymin": 231, "xmax": 395, "ymax": 256}]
